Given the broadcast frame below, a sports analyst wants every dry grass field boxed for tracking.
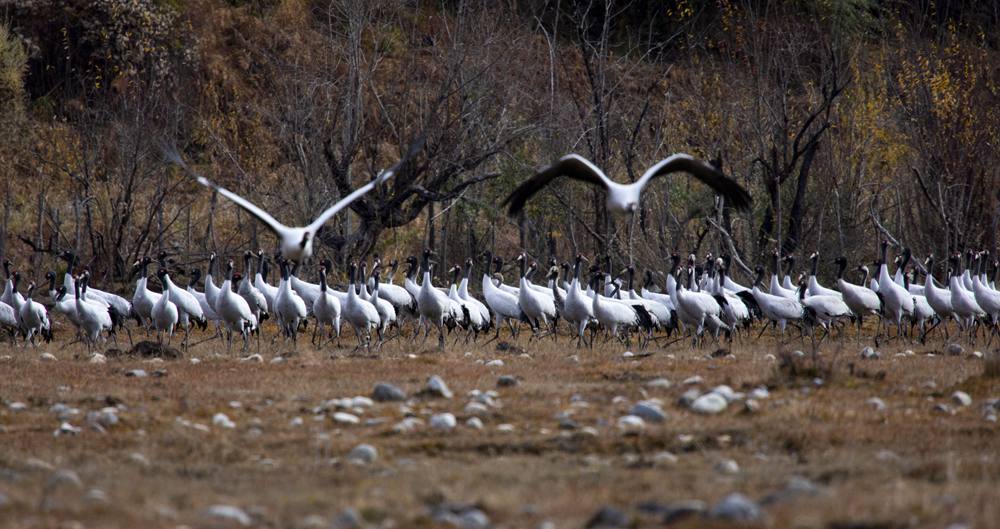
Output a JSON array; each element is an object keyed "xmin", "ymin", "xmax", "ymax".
[{"xmin": 0, "ymin": 326, "xmax": 998, "ymax": 529}]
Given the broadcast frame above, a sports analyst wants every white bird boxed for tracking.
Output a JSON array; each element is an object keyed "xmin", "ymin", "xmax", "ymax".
[
  {"xmin": 446, "ymin": 264, "xmax": 485, "ymax": 340},
  {"xmin": 216, "ymin": 260, "xmax": 257, "ymax": 352},
  {"xmin": 203, "ymin": 253, "xmax": 223, "ymax": 314},
  {"xmin": 947, "ymin": 253, "xmax": 984, "ymax": 331},
  {"xmin": 416, "ymin": 251, "xmax": 455, "ymax": 350},
  {"xmin": 668, "ymin": 256, "xmax": 728, "ymax": 344},
  {"xmin": 186, "ymin": 268, "xmax": 220, "ymax": 324},
  {"xmin": 922, "ymin": 256, "xmax": 957, "ymax": 325},
  {"xmin": 768, "ymin": 253, "xmax": 798, "ymax": 299},
  {"xmin": 750, "ymin": 267, "xmax": 809, "ymax": 339},
  {"xmin": 155, "ymin": 256, "xmax": 207, "ymax": 343},
  {"xmin": 796, "ymin": 279, "xmax": 852, "ymax": 334},
  {"xmin": 481, "ymin": 251, "xmax": 525, "ymax": 339},
  {"xmin": 560, "ymin": 256, "xmax": 596, "ymax": 346},
  {"xmin": 589, "ymin": 274, "xmax": 653, "ymax": 347},
  {"xmin": 622, "ymin": 265, "xmax": 672, "ymax": 332},
  {"xmin": 516, "ymin": 254, "xmax": 557, "ymax": 334},
  {"xmin": 342, "ymin": 262, "xmax": 380, "ymax": 349},
  {"xmin": 274, "ymin": 260, "xmax": 308, "ymax": 344},
  {"xmin": 1, "ymin": 263, "xmax": 24, "ymax": 322},
  {"xmin": 371, "ymin": 258, "xmax": 417, "ymax": 321},
  {"xmin": 832, "ymin": 257, "xmax": 881, "ymax": 339},
  {"xmin": 457, "ymin": 258, "xmax": 491, "ymax": 335},
  {"xmin": 876, "ymin": 242, "xmax": 915, "ymax": 338},
  {"xmin": 18, "ymin": 282, "xmax": 50, "ymax": 345},
  {"xmin": 151, "ymin": 269, "xmax": 179, "ymax": 344},
  {"xmin": 253, "ymin": 252, "xmax": 279, "ymax": 311},
  {"xmin": 781, "ymin": 255, "xmax": 797, "ymax": 292},
  {"xmin": 58, "ymin": 252, "xmax": 134, "ymax": 328},
  {"xmin": 238, "ymin": 251, "xmax": 271, "ymax": 323},
  {"xmin": 358, "ymin": 264, "xmax": 396, "ymax": 340},
  {"xmin": 806, "ymin": 252, "xmax": 842, "ymax": 299},
  {"xmin": 131, "ymin": 257, "xmax": 161, "ymax": 328},
  {"xmin": 971, "ymin": 253, "xmax": 1000, "ymax": 327},
  {"xmin": 168, "ymin": 137, "xmax": 423, "ymax": 262},
  {"xmin": 503, "ymin": 153, "xmax": 751, "ymax": 216},
  {"xmin": 312, "ymin": 264, "xmax": 342, "ymax": 346},
  {"xmin": 74, "ymin": 275, "xmax": 114, "ymax": 349}
]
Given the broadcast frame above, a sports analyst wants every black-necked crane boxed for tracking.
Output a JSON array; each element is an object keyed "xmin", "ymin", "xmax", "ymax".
[
  {"xmin": 19, "ymin": 282, "xmax": 51, "ymax": 345},
  {"xmin": 274, "ymin": 259, "xmax": 308, "ymax": 344},
  {"xmin": 807, "ymin": 252, "xmax": 842, "ymax": 299},
  {"xmin": 343, "ymin": 262, "xmax": 379, "ymax": 350},
  {"xmin": 502, "ymin": 154, "xmax": 751, "ymax": 217},
  {"xmin": 152, "ymin": 269, "xmax": 179, "ymax": 345},
  {"xmin": 312, "ymin": 264, "xmax": 342, "ymax": 347},
  {"xmin": 876, "ymin": 241, "xmax": 914, "ymax": 340},
  {"xmin": 481, "ymin": 251, "xmax": 524, "ymax": 341},
  {"xmin": 833, "ymin": 257, "xmax": 881, "ymax": 341},
  {"xmin": 217, "ymin": 260, "xmax": 257, "ymax": 352}
]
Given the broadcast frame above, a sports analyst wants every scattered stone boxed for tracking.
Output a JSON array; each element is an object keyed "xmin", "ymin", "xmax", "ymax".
[
  {"xmin": 125, "ymin": 369, "xmax": 147, "ymax": 378},
  {"xmin": 678, "ymin": 388, "xmax": 701, "ymax": 407},
  {"xmin": 972, "ymin": 351, "xmax": 984, "ymax": 359},
  {"xmin": 466, "ymin": 417, "xmax": 484, "ymax": 430},
  {"xmin": 629, "ymin": 401, "xmax": 667, "ymax": 423},
  {"xmin": 710, "ymin": 385, "xmax": 742, "ymax": 402},
  {"xmin": 617, "ymin": 415, "xmax": 645, "ymax": 434},
  {"xmin": 691, "ymin": 393, "xmax": 728, "ymax": 414},
  {"xmin": 484, "ymin": 359, "xmax": 504, "ymax": 367},
  {"xmin": 392, "ymin": 417, "xmax": 424, "ymax": 434},
  {"xmin": 946, "ymin": 343, "xmax": 965, "ymax": 356},
  {"xmin": 748, "ymin": 386, "xmax": 770, "ymax": 400},
  {"xmin": 372, "ymin": 382, "xmax": 407, "ymax": 402},
  {"xmin": 622, "ymin": 351, "xmax": 635, "ymax": 359},
  {"xmin": 346, "ymin": 444, "xmax": 377, "ymax": 465},
  {"xmin": 426, "ymin": 375, "xmax": 454, "ymax": 399},
  {"xmin": 289, "ymin": 417, "xmax": 304, "ymax": 427},
  {"xmin": 8, "ymin": 401, "xmax": 27, "ymax": 412},
  {"xmin": 330, "ymin": 508, "xmax": 363, "ymax": 529},
  {"xmin": 430, "ymin": 413, "xmax": 457, "ymax": 430},
  {"xmin": 860, "ymin": 347, "xmax": 880, "ymax": 360},
  {"xmin": 658, "ymin": 500, "xmax": 707, "ymax": 524},
  {"xmin": 269, "ymin": 356, "xmax": 285, "ymax": 365},
  {"xmin": 86, "ymin": 407, "xmax": 120, "ymax": 429},
  {"xmin": 792, "ymin": 350, "xmax": 806, "ymax": 358},
  {"xmin": 332, "ymin": 412, "xmax": 360, "ymax": 425},
  {"xmin": 761, "ymin": 476, "xmax": 822, "ymax": 505},
  {"xmin": 431, "ymin": 504, "xmax": 491, "ymax": 529},
  {"xmin": 48, "ymin": 468, "xmax": 83, "ymax": 490},
  {"xmin": 204, "ymin": 504, "xmax": 252, "ymax": 526},
  {"xmin": 743, "ymin": 399, "xmax": 761, "ymax": 414},
  {"xmin": 497, "ymin": 375, "xmax": 519, "ymax": 388},
  {"xmin": 240, "ymin": 354, "xmax": 264, "ymax": 363},
  {"xmin": 88, "ymin": 353, "xmax": 107, "ymax": 364},
  {"xmin": 24, "ymin": 458, "xmax": 54, "ymax": 471},
  {"xmin": 189, "ymin": 358, "xmax": 201, "ymax": 365},
  {"xmin": 151, "ymin": 369, "xmax": 167, "ymax": 378},
  {"xmin": 645, "ymin": 377, "xmax": 672, "ymax": 389},
  {"xmin": 585, "ymin": 506, "xmax": 629, "ymax": 528},
  {"xmin": 128, "ymin": 453, "xmax": 150, "ymax": 467},
  {"xmin": 464, "ymin": 401, "xmax": 490, "ymax": 416},
  {"xmin": 951, "ymin": 391, "xmax": 972, "ymax": 407},
  {"xmin": 933, "ymin": 402, "xmax": 956, "ymax": 415},
  {"xmin": 682, "ymin": 375, "xmax": 704, "ymax": 385},
  {"xmin": 714, "ymin": 458, "xmax": 740, "ymax": 475},
  {"xmin": 652, "ymin": 451, "xmax": 678, "ymax": 465},
  {"xmin": 866, "ymin": 397, "xmax": 887, "ymax": 412},
  {"xmin": 212, "ymin": 413, "xmax": 236, "ymax": 429},
  {"xmin": 53, "ymin": 422, "xmax": 81, "ymax": 436},
  {"xmin": 496, "ymin": 423, "xmax": 515, "ymax": 433},
  {"xmin": 126, "ymin": 341, "xmax": 183, "ymax": 359},
  {"xmin": 764, "ymin": 353, "xmax": 777, "ymax": 361},
  {"xmin": 84, "ymin": 488, "xmax": 108, "ymax": 504},
  {"xmin": 903, "ymin": 349, "xmax": 914, "ymax": 356},
  {"xmin": 39, "ymin": 352, "xmax": 57, "ymax": 362},
  {"xmin": 709, "ymin": 493, "xmax": 762, "ymax": 522}
]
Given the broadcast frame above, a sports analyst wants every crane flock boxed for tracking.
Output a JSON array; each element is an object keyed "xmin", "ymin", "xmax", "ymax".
[{"xmin": 3, "ymin": 150, "xmax": 999, "ymax": 354}]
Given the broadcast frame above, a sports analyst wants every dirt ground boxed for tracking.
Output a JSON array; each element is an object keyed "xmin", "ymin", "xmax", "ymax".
[{"xmin": 0, "ymin": 327, "xmax": 997, "ymax": 529}]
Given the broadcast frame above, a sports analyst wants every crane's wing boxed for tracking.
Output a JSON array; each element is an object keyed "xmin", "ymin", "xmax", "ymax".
[
  {"xmin": 163, "ymin": 144, "xmax": 292, "ymax": 236},
  {"xmin": 502, "ymin": 154, "xmax": 611, "ymax": 216},
  {"xmin": 307, "ymin": 133, "xmax": 426, "ymax": 232},
  {"xmin": 637, "ymin": 154, "xmax": 752, "ymax": 211}
]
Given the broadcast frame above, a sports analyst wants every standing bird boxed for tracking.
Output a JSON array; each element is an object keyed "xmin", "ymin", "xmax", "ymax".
[
  {"xmin": 502, "ymin": 154, "xmax": 751, "ymax": 216},
  {"xmin": 151, "ymin": 269, "xmax": 179, "ymax": 344},
  {"xmin": 343, "ymin": 262, "xmax": 380, "ymax": 350},
  {"xmin": 481, "ymin": 251, "xmax": 524, "ymax": 340},
  {"xmin": 833, "ymin": 257, "xmax": 881, "ymax": 340},
  {"xmin": 167, "ymin": 137, "xmax": 424, "ymax": 262},
  {"xmin": 312, "ymin": 264, "xmax": 342, "ymax": 347},
  {"xmin": 18, "ymin": 282, "xmax": 51, "ymax": 345},
  {"xmin": 216, "ymin": 260, "xmax": 257, "ymax": 352},
  {"xmin": 274, "ymin": 260, "xmax": 308, "ymax": 344}
]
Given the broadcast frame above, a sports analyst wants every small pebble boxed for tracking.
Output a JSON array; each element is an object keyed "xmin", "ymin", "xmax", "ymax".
[
  {"xmin": 715, "ymin": 458, "xmax": 740, "ymax": 475},
  {"xmin": 53, "ymin": 422, "xmax": 81, "ymax": 436},
  {"xmin": 240, "ymin": 354, "xmax": 264, "ymax": 363},
  {"xmin": 617, "ymin": 414, "xmax": 645, "ymax": 434},
  {"xmin": 125, "ymin": 369, "xmax": 147, "ymax": 378},
  {"xmin": 709, "ymin": 493, "xmax": 762, "ymax": 521},
  {"xmin": 645, "ymin": 377, "xmax": 672, "ymax": 389},
  {"xmin": 860, "ymin": 347, "xmax": 880, "ymax": 359},
  {"xmin": 691, "ymin": 393, "xmax": 728, "ymax": 414},
  {"xmin": 392, "ymin": 417, "xmax": 424, "ymax": 434},
  {"xmin": 345, "ymin": 444, "xmax": 377, "ymax": 465},
  {"xmin": 866, "ymin": 397, "xmax": 887, "ymax": 412},
  {"xmin": 204, "ymin": 505, "xmax": 252, "ymax": 526},
  {"xmin": 212, "ymin": 413, "xmax": 236, "ymax": 429},
  {"xmin": 39, "ymin": 352, "xmax": 57, "ymax": 362},
  {"xmin": 622, "ymin": 351, "xmax": 634, "ymax": 358},
  {"xmin": 426, "ymin": 375, "xmax": 454, "ymax": 399},
  {"xmin": 484, "ymin": 359, "xmax": 504, "ymax": 367},
  {"xmin": 946, "ymin": 343, "xmax": 964, "ymax": 356},
  {"xmin": 332, "ymin": 412, "xmax": 360, "ymax": 425},
  {"xmin": 466, "ymin": 417, "xmax": 484, "ymax": 430},
  {"xmin": 629, "ymin": 401, "xmax": 667, "ymax": 423},
  {"xmin": 88, "ymin": 353, "xmax": 107, "ymax": 364},
  {"xmin": 497, "ymin": 375, "xmax": 518, "ymax": 388},
  {"xmin": 951, "ymin": 391, "xmax": 972, "ymax": 407},
  {"xmin": 682, "ymin": 375, "xmax": 704, "ymax": 385},
  {"xmin": 430, "ymin": 413, "xmax": 457, "ymax": 430},
  {"xmin": 372, "ymin": 382, "xmax": 407, "ymax": 402}
]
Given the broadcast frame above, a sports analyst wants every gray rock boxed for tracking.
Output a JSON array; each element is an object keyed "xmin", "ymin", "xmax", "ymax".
[
  {"xmin": 39, "ymin": 352, "xmax": 57, "ymax": 362},
  {"xmin": 212, "ymin": 413, "xmax": 236, "ymax": 429},
  {"xmin": 585, "ymin": 506, "xmax": 629, "ymax": 528},
  {"xmin": 204, "ymin": 504, "xmax": 252, "ymax": 526},
  {"xmin": 53, "ymin": 422, "xmax": 81, "ymax": 436},
  {"xmin": 47, "ymin": 469, "xmax": 83, "ymax": 489},
  {"xmin": 951, "ymin": 391, "xmax": 972, "ymax": 407},
  {"xmin": 748, "ymin": 386, "xmax": 770, "ymax": 400},
  {"xmin": 497, "ymin": 375, "xmax": 519, "ymax": 388},
  {"xmin": 709, "ymin": 493, "xmax": 762, "ymax": 521},
  {"xmin": 761, "ymin": 476, "xmax": 822, "ymax": 504},
  {"xmin": 866, "ymin": 397, "xmax": 887, "ymax": 412},
  {"xmin": 372, "ymin": 382, "xmax": 407, "ymax": 402},
  {"xmin": 645, "ymin": 377, "xmax": 672, "ymax": 389},
  {"xmin": 629, "ymin": 401, "xmax": 667, "ymax": 423},
  {"xmin": 617, "ymin": 415, "xmax": 645, "ymax": 434},
  {"xmin": 392, "ymin": 417, "xmax": 423, "ymax": 434},
  {"xmin": 714, "ymin": 458, "xmax": 739, "ymax": 475},
  {"xmin": 346, "ymin": 444, "xmax": 377, "ymax": 465},
  {"xmin": 125, "ymin": 369, "xmax": 147, "ymax": 378},
  {"xmin": 682, "ymin": 375, "xmax": 704, "ymax": 385},
  {"xmin": 330, "ymin": 508, "xmax": 362, "ymax": 529},
  {"xmin": 691, "ymin": 393, "xmax": 728, "ymax": 414},
  {"xmin": 946, "ymin": 343, "xmax": 965, "ymax": 356},
  {"xmin": 660, "ymin": 500, "xmax": 706, "ymax": 524},
  {"xmin": 426, "ymin": 375, "xmax": 454, "ymax": 399},
  {"xmin": 678, "ymin": 388, "xmax": 701, "ymax": 407},
  {"xmin": 860, "ymin": 347, "xmax": 880, "ymax": 359},
  {"xmin": 430, "ymin": 413, "xmax": 457, "ymax": 430},
  {"xmin": 332, "ymin": 412, "xmax": 360, "ymax": 425},
  {"xmin": 465, "ymin": 417, "xmax": 484, "ymax": 430}
]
